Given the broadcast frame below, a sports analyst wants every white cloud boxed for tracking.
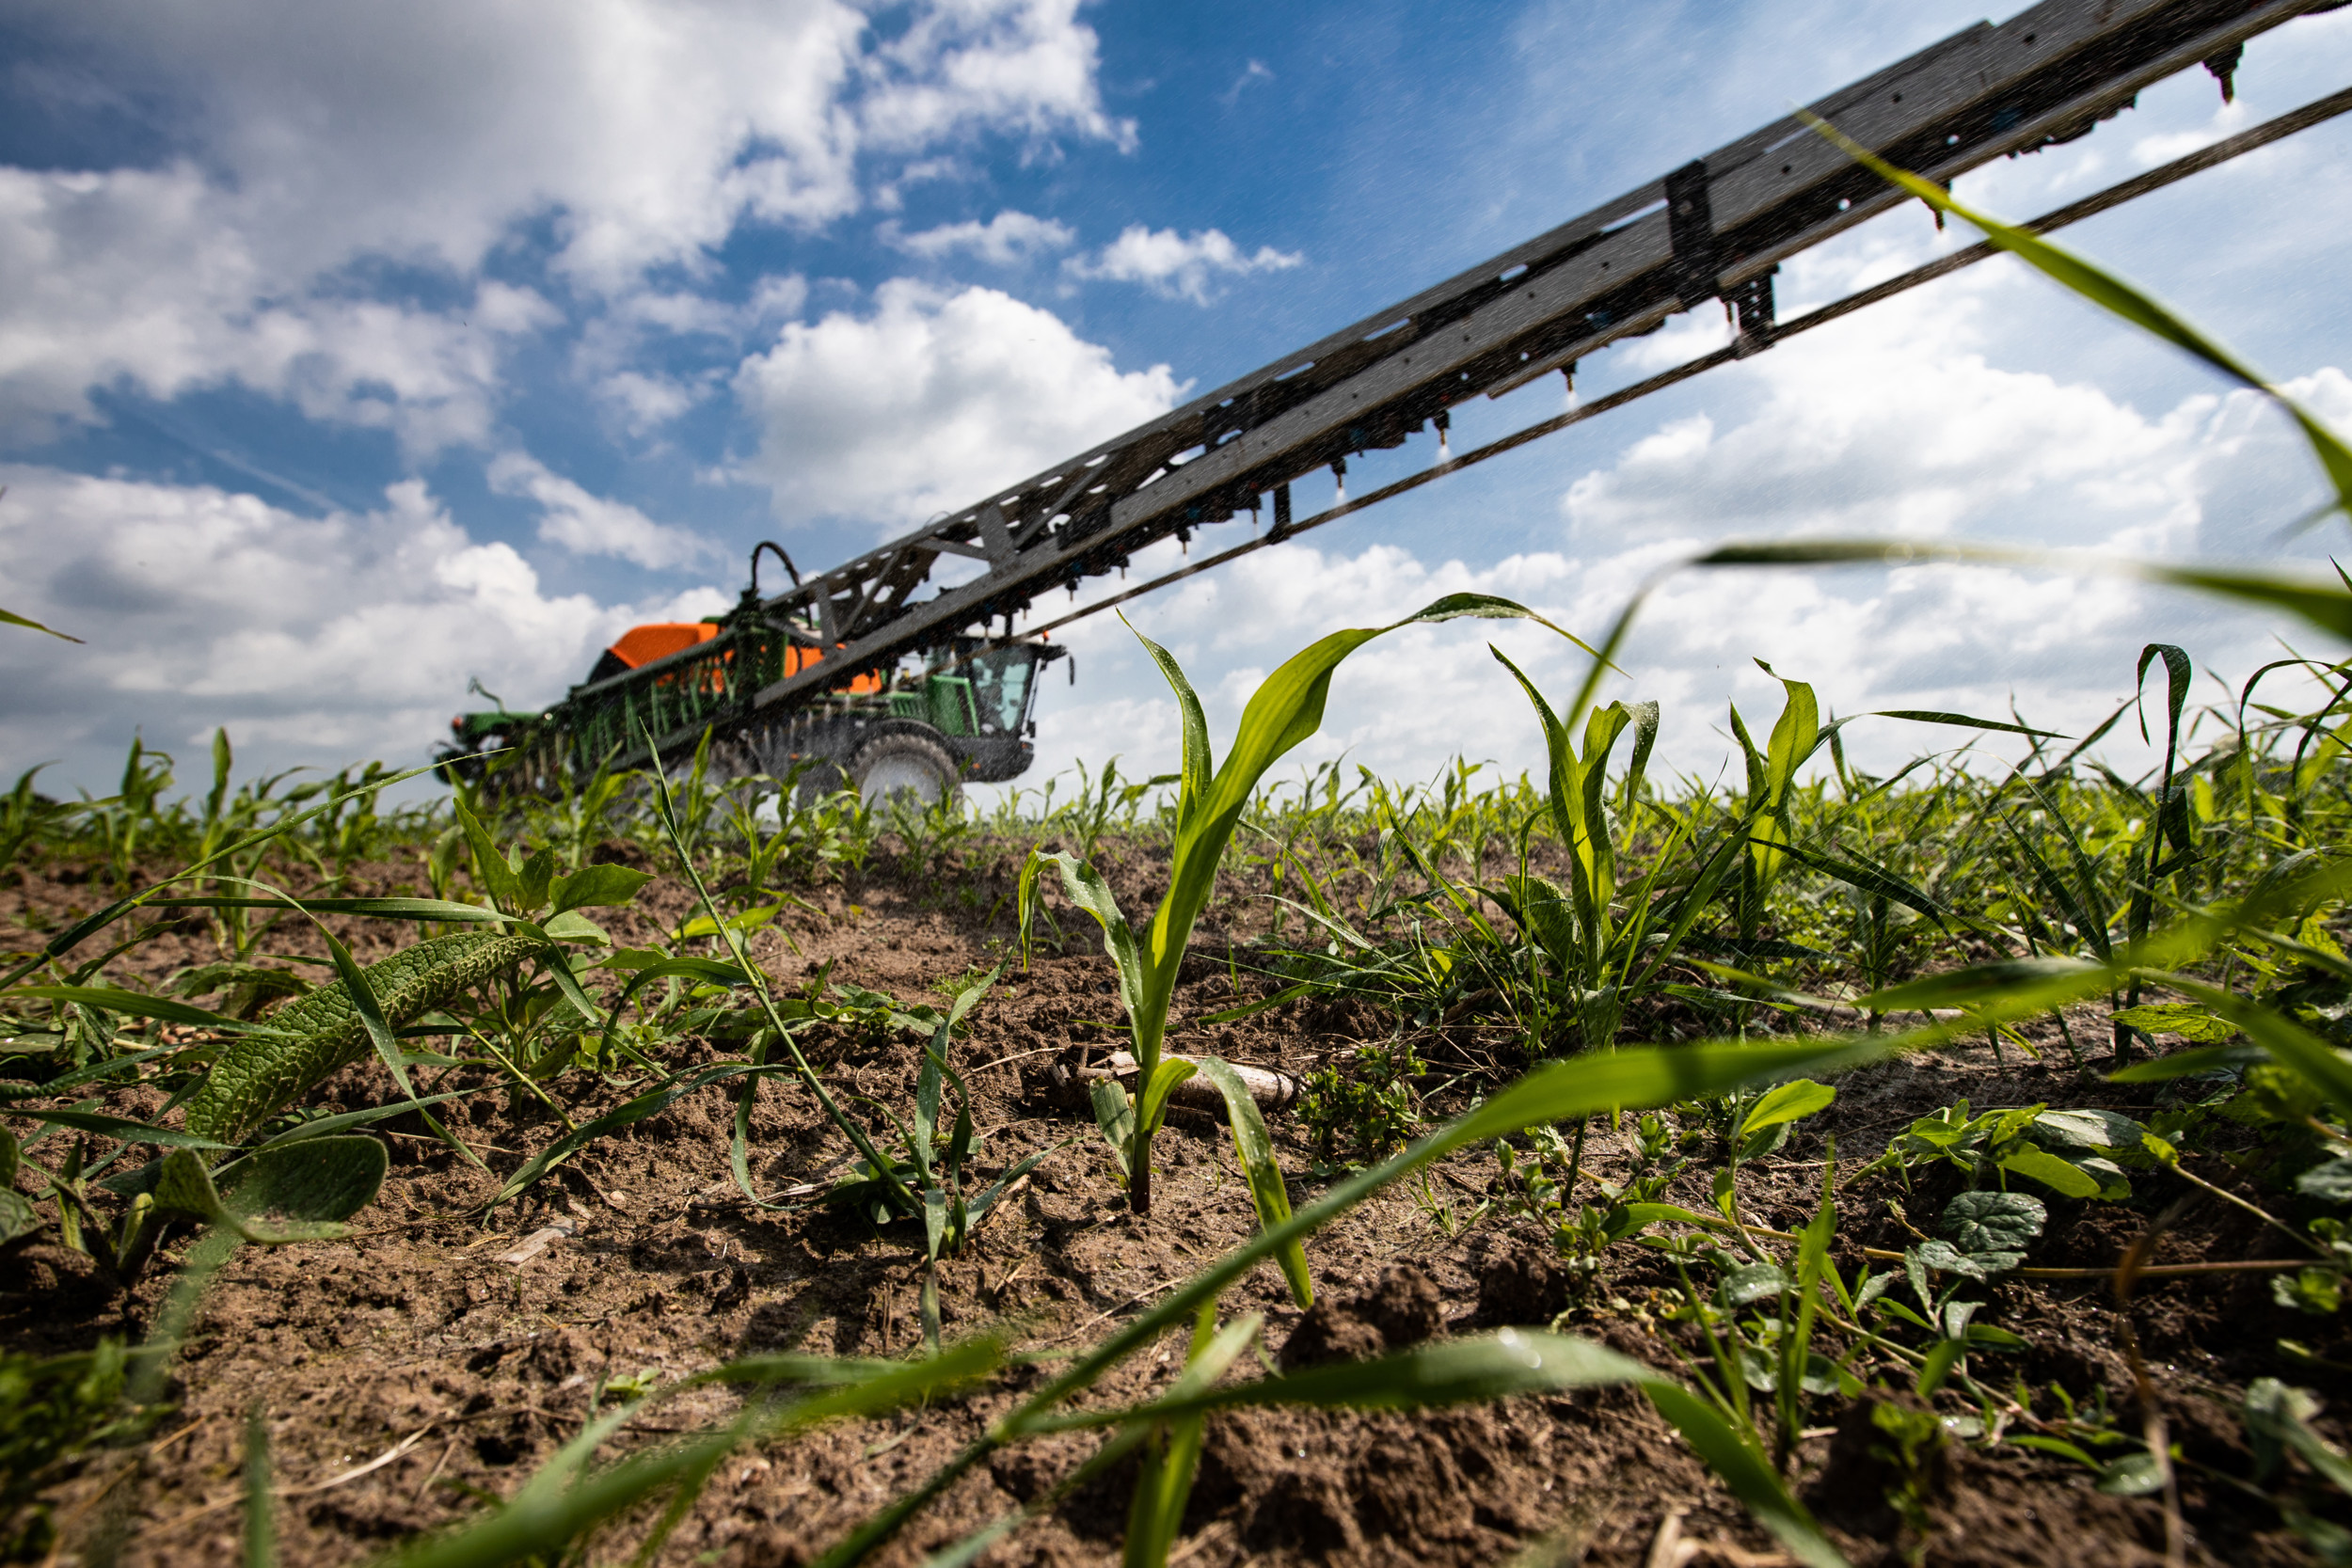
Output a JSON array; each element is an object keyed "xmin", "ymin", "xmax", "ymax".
[
  {"xmin": 732, "ymin": 279, "xmax": 1184, "ymax": 528},
  {"xmin": 485, "ymin": 452, "xmax": 717, "ymax": 570},
  {"xmin": 858, "ymin": 0, "xmax": 1136, "ymax": 156},
  {"xmin": 1064, "ymin": 226, "xmax": 1305, "ymax": 304},
  {"xmin": 0, "ymin": 466, "xmax": 726, "ymax": 784},
  {"xmin": 887, "ymin": 210, "xmax": 1076, "ymax": 264},
  {"xmin": 2, "ymin": 0, "xmax": 1127, "ymax": 444},
  {"xmin": 0, "ymin": 165, "xmax": 556, "ymax": 452},
  {"xmin": 1219, "ymin": 59, "xmax": 1276, "ymax": 107}
]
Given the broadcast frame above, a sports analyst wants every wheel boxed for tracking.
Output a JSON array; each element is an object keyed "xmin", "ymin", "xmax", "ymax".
[{"xmin": 850, "ymin": 734, "xmax": 961, "ymax": 806}]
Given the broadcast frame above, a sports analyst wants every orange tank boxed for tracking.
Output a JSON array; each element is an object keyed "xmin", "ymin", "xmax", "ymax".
[
  {"xmin": 596, "ymin": 621, "xmax": 882, "ymax": 695},
  {"xmin": 607, "ymin": 623, "xmax": 719, "ymax": 669}
]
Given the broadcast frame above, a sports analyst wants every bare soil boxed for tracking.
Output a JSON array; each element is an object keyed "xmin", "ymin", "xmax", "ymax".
[{"xmin": 4, "ymin": 840, "xmax": 2347, "ymax": 1566}]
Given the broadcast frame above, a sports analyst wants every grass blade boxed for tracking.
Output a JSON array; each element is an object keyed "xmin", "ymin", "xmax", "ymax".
[{"xmin": 1193, "ymin": 1056, "xmax": 1311, "ymax": 1307}]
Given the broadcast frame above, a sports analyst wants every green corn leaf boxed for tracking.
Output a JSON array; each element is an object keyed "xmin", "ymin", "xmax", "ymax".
[
  {"xmin": 1193, "ymin": 1056, "xmax": 1311, "ymax": 1308},
  {"xmin": 1121, "ymin": 1311, "xmax": 1258, "ymax": 1568},
  {"xmin": 451, "ymin": 797, "xmax": 522, "ymax": 912},
  {"xmin": 1089, "ymin": 1078, "xmax": 1135, "ymax": 1180},
  {"xmin": 1136, "ymin": 1056, "xmax": 1197, "ymax": 1140},
  {"xmin": 10, "ymin": 1108, "xmax": 235, "ymax": 1151},
  {"xmin": 1019, "ymin": 851, "xmax": 1144, "ymax": 1028},
  {"xmin": 184, "ymin": 931, "xmax": 539, "ymax": 1144},
  {"xmin": 376, "ymin": 1339, "xmax": 1003, "ymax": 1568},
  {"xmin": 153, "ymin": 1136, "xmax": 388, "ymax": 1243},
  {"xmin": 1, "ymin": 604, "xmax": 82, "ymax": 641},
  {"xmin": 2106, "ymin": 1042, "xmax": 2265, "ymax": 1082},
  {"xmin": 1688, "ymin": 540, "xmax": 2352, "ymax": 645},
  {"xmin": 1041, "ymin": 1333, "xmax": 1843, "ymax": 1568},
  {"xmin": 142, "ymin": 896, "xmax": 509, "ymax": 924},
  {"xmin": 8, "ymin": 986, "xmax": 278, "ymax": 1033},
  {"xmin": 1127, "ymin": 623, "xmax": 1212, "ymax": 836},
  {"xmin": 1644, "ymin": 1385, "xmax": 1846, "ymax": 1568},
  {"xmin": 1497, "ymin": 874, "xmax": 1579, "ymax": 975},
  {"xmin": 1779, "ymin": 843, "xmax": 1948, "ymax": 926},
  {"xmin": 1800, "ymin": 108, "xmax": 2352, "ymax": 522},
  {"xmin": 1868, "ymin": 709, "xmax": 2064, "ymax": 739},
  {"xmin": 1857, "ymin": 958, "xmax": 2108, "ymax": 1021}
]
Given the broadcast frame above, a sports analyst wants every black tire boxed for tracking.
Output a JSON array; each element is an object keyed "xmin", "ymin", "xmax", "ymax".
[{"xmin": 850, "ymin": 733, "xmax": 961, "ymax": 806}]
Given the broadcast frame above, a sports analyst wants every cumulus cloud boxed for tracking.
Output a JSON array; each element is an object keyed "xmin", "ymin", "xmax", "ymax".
[
  {"xmin": 1064, "ymin": 226, "xmax": 1304, "ymax": 304},
  {"xmin": 0, "ymin": 164, "xmax": 558, "ymax": 451},
  {"xmin": 485, "ymin": 452, "xmax": 717, "ymax": 569},
  {"xmin": 2, "ymin": 0, "xmax": 1127, "ymax": 444},
  {"xmin": 732, "ymin": 279, "xmax": 1184, "ymax": 528},
  {"xmin": 0, "ymin": 465, "xmax": 727, "ymax": 783},
  {"xmin": 887, "ymin": 210, "xmax": 1075, "ymax": 264}
]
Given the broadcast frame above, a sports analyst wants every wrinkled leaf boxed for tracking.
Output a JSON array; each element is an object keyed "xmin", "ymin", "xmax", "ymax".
[{"xmin": 1942, "ymin": 1190, "xmax": 2046, "ymax": 1253}]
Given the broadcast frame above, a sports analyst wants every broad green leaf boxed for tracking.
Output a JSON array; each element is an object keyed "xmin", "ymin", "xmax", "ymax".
[
  {"xmin": 539, "ymin": 911, "xmax": 612, "ymax": 944},
  {"xmin": 1736, "ymin": 1078, "xmax": 1835, "ymax": 1140},
  {"xmin": 1858, "ymin": 958, "xmax": 2107, "ymax": 1021},
  {"xmin": 1194, "ymin": 1056, "xmax": 1311, "ymax": 1308},
  {"xmin": 2094, "ymin": 1451, "xmax": 2168, "ymax": 1497},
  {"xmin": 1941, "ymin": 1190, "xmax": 2045, "ymax": 1253},
  {"xmin": 2246, "ymin": 1378, "xmax": 2352, "ymax": 1497},
  {"xmin": 548, "ymin": 863, "xmax": 654, "ymax": 916},
  {"xmin": 1018, "ymin": 851, "xmax": 1144, "ymax": 1030},
  {"xmin": 1721, "ymin": 1262, "xmax": 1788, "ymax": 1308},
  {"xmin": 2110, "ymin": 1004, "xmax": 2236, "ymax": 1043},
  {"xmin": 1996, "ymin": 1146, "xmax": 2102, "ymax": 1199},
  {"xmin": 2298, "ymin": 1159, "xmax": 2352, "ymax": 1204},
  {"xmin": 1129, "ymin": 622, "xmax": 1212, "ymax": 835},
  {"xmin": 154, "ymin": 1136, "xmax": 388, "ymax": 1243}
]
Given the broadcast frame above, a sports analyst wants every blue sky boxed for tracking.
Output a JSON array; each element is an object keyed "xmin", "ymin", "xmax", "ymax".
[{"xmin": 4, "ymin": 0, "xmax": 2350, "ymax": 805}]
